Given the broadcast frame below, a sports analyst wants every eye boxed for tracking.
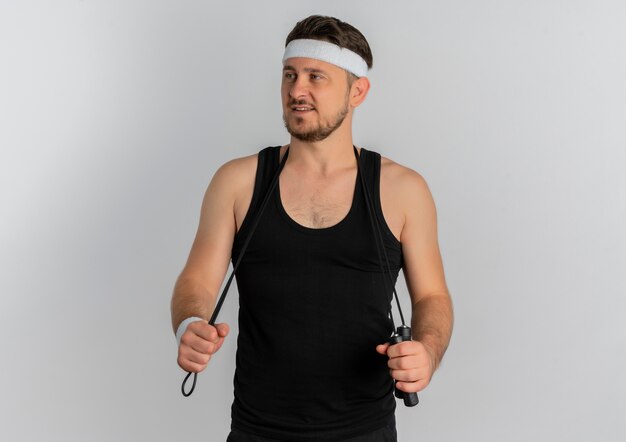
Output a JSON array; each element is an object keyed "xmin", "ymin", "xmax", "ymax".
[
  {"xmin": 284, "ymin": 72, "xmax": 296, "ymax": 80},
  {"xmin": 311, "ymin": 74, "xmax": 323, "ymax": 80}
]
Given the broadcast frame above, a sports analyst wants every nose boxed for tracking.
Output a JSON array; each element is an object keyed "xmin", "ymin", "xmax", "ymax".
[{"xmin": 288, "ymin": 75, "xmax": 309, "ymax": 101}]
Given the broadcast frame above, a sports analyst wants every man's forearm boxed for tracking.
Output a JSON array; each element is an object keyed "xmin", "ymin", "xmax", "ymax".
[
  {"xmin": 170, "ymin": 276, "xmax": 215, "ymax": 334},
  {"xmin": 410, "ymin": 292, "xmax": 454, "ymax": 372}
]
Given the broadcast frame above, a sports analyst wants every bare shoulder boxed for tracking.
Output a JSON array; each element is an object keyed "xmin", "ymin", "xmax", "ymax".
[
  {"xmin": 379, "ymin": 155, "xmax": 437, "ymax": 241},
  {"xmin": 206, "ymin": 151, "xmax": 265, "ymax": 231},
  {"xmin": 380, "ymin": 155, "xmax": 433, "ymax": 205},
  {"xmin": 201, "ymin": 152, "xmax": 258, "ymax": 210},
  {"xmin": 211, "ymin": 152, "xmax": 258, "ymax": 191}
]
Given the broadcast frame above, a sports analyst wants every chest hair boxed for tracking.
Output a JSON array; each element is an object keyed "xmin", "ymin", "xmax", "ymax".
[{"xmin": 280, "ymin": 179, "xmax": 355, "ymax": 229}]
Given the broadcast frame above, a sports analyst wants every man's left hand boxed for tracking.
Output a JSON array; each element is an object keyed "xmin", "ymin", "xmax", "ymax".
[{"xmin": 376, "ymin": 340, "xmax": 435, "ymax": 393}]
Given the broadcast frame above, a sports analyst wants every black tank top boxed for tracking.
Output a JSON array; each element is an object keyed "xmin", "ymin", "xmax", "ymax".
[{"xmin": 230, "ymin": 146, "xmax": 403, "ymax": 441}]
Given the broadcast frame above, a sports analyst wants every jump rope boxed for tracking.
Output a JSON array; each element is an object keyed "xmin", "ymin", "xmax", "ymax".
[{"xmin": 181, "ymin": 146, "xmax": 418, "ymax": 407}]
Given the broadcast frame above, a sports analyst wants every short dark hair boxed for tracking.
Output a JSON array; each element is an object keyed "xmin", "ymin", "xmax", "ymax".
[{"xmin": 285, "ymin": 15, "xmax": 373, "ymax": 86}]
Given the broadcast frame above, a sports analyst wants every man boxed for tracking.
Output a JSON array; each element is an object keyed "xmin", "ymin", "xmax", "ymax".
[{"xmin": 171, "ymin": 15, "xmax": 453, "ymax": 442}]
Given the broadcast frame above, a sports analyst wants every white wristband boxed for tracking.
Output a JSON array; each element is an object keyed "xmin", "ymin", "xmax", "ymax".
[{"xmin": 176, "ymin": 316, "xmax": 205, "ymax": 347}]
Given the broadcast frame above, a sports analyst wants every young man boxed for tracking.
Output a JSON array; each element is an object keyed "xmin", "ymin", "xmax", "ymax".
[{"xmin": 171, "ymin": 15, "xmax": 453, "ymax": 442}]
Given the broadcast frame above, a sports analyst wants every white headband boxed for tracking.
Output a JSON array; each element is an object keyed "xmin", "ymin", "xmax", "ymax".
[{"xmin": 282, "ymin": 39, "xmax": 369, "ymax": 77}]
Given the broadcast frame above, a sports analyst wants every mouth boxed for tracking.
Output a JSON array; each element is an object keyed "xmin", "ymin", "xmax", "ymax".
[{"xmin": 290, "ymin": 105, "xmax": 316, "ymax": 114}]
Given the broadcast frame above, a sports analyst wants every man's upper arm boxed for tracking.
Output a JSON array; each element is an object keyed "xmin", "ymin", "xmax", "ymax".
[
  {"xmin": 178, "ymin": 158, "xmax": 249, "ymax": 297},
  {"xmin": 399, "ymin": 170, "xmax": 450, "ymax": 305}
]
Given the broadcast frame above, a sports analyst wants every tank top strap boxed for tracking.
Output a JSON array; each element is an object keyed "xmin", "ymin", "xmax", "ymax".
[
  {"xmin": 358, "ymin": 147, "xmax": 403, "ymax": 253},
  {"xmin": 234, "ymin": 145, "xmax": 282, "ymax": 243},
  {"xmin": 357, "ymin": 146, "xmax": 379, "ymax": 215},
  {"xmin": 357, "ymin": 146, "xmax": 377, "ymax": 192}
]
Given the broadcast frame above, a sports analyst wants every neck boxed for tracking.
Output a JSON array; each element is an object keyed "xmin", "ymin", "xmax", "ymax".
[{"xmin": 285, "ymin": 122, "xmax": 358, "ymax": 176}]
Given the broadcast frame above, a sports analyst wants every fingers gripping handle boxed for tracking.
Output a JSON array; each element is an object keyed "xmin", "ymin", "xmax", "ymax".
[
  {"xmin": 389, "ymin": 326, "xmax": 419, "ymax": 407},
  {"xmin": 181, "ymin": 316, "xmax": 218, "ymax": 397}
]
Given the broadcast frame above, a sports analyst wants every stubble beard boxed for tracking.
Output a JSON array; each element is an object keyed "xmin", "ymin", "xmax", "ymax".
[{"xmin": 283, "ymin": 93, "xmax": 350, "ymax": 143}]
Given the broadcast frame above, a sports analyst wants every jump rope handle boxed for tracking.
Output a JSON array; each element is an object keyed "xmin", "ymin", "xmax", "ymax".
[{"xmin": 388, "ymin": 325, "xmax": 419, "ymax": 407}]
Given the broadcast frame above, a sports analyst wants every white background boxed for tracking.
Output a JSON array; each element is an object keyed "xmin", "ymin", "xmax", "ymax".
[{"xmin": 1, "ymin": 1, "xmax": 625, "ymax": 441}]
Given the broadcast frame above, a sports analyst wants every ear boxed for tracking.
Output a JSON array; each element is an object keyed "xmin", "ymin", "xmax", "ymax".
[{"xmin": 349, "ymin": 76, "xmax": 371, "ymax": 108}]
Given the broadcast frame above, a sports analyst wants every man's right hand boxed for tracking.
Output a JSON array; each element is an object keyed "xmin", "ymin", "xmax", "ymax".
[{"xmin": 177, "ymin": 321, "xmax": 230, "ymax": 373}]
